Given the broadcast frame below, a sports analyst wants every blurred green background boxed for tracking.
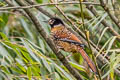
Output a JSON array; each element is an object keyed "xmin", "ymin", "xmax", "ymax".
[{"xmin": 0, "ymin": 0, "xmax": 120, "ymax": 80}]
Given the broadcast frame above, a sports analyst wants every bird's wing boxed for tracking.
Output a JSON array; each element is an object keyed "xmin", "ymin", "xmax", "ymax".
[
  {"xmin": 57, "ymin": 38, "xmax": 85, "ymax": 48},
  {"xmin": 52, "ymin": 27, "xmax": 82, "ymax": 43}
]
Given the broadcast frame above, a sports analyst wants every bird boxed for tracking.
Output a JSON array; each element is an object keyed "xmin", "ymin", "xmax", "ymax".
[{"xmin": 48, "ymin": 17, "xmax": 97, "ymax": 73}]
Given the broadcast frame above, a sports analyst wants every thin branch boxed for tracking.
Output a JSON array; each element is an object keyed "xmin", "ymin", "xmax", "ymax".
[
  {"xmin": 25, "ymin": 0, "xmax": 53, "ymax": 18},
  {"xmin": 15, "ymin": 0, "xmax": 83, "ymax": 79},
  {"xmin": 99, "ymin": 0, "xmax": 120, "ymax": 29},
  {"xmin": 4, "ymin": 0, "xmax": 13, "ymax": 6},
  {"xmin": 4, "ymin": 0, "xmax": 30, "ymax": 20},
  {"xmin": 79, "ymin": 0, "xmax": 101, "ymax": 79},
  {"xmin": 0, "ymin": 1, "xmax": 100, "ymax": 10}
]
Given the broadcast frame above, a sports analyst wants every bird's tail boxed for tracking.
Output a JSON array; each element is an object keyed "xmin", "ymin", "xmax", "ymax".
[{"xmin": 78, "ymin": 47, "xmax": 97, "ymax": 74}]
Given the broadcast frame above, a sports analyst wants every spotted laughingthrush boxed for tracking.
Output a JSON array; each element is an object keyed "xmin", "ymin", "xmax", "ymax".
[{"xmin": 48, "ymin": 17, "xmax": 97, "ymax": 73}]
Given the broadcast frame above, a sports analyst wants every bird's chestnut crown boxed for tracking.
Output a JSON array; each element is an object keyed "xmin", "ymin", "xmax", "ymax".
[{"xmin": 48, "ymin": 17, "xmax": 64, "ymax": 27}]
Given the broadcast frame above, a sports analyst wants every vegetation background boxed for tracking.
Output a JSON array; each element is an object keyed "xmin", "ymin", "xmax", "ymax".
[{"xmin": 0, "ymin": 0, "xmax": 120, "ymax": 80}]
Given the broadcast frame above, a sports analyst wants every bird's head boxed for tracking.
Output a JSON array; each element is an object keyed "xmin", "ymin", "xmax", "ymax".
[{"xmin": 48, "ymin": 17, "xmax": 64, "ymax": 28}]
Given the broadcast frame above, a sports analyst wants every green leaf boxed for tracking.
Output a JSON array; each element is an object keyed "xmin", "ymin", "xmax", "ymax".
[
  {"xmin": 20, "ymin": 49, "xmax": 33, "ymax": 63},
  {"xmin": 97, "ymin": 27, "xmax": 109, "ymax": 46},
  {"xmin": 54, "ymin": 63, "xmax": 73, "ymax": 80},
  {"xmin": 55, "ymin": 72, "xmax": 61, "ymax": 80},
  {"xmin": 20, "ymin": 18, "xmax": 34, "ymax": 40},
  {"xmin": 21, "ymin": 38, "xmax": 40, "ymax": 62},
  {"xmin": 0, "ymin": 2, "xmax": 5, "ymax": 6},
  {"xmin": 96, "ymin": 37, "xmax": 113, "ymax": 57},
  {"xmin": 105, "ymin": 36, "xmax": 117, "ymax": 57},
  {"xmin": 36, "ymin": 0, "xmax": 42, "ymax": 3},
  {"xmin": 41, "ymin": 57, "xmax": 52, "ymax": 73},
  {"xmin": 68, "ymin": 61, "xmax": 85, "ymax": 72},
  {"xmin": 16, "ymin": 62, "xmax": 26, "ymax": 73},
  {"xmin": 0, "ymin": 13, "xmax": 9, "ymax": 28},
  {"xmin": 0, "ymin": 32, "xmax": 9, "ymax": 41},
  {"xmin": 27, "ymin": 67, "xmax": 32, "ymax": 80},
  {"xmin": 31, "ymin": 65, "xmax": 41, "ymax": 76},
  {"xmin": 0, "ymin": 18, "xmax": 3, "ymax": 22}
]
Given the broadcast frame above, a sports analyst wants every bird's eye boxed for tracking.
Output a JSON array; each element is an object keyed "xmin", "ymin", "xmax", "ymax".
[{"xmin": 48, "ymin": 19, "xmax": 55, "ymax": 25}]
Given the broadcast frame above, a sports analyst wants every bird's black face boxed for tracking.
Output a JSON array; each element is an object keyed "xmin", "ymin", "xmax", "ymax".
[{"xmin": 48, "ymin": 17, "xmax": 64, "ymax": 28}]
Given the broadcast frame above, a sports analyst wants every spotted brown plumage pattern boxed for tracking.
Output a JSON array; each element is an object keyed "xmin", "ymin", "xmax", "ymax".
[
  {"xmin": 49, "ymin": 17, "xmax": 97, "ymax": 74},
  {"xmin": 51, "ymin": 24, "xmax": 82, "ymax": 43}
]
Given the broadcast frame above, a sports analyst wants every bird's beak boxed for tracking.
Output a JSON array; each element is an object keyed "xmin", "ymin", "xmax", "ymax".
[{"xmin": 42, "ymin": 20, "xmax": 49, "ymax": 23}]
